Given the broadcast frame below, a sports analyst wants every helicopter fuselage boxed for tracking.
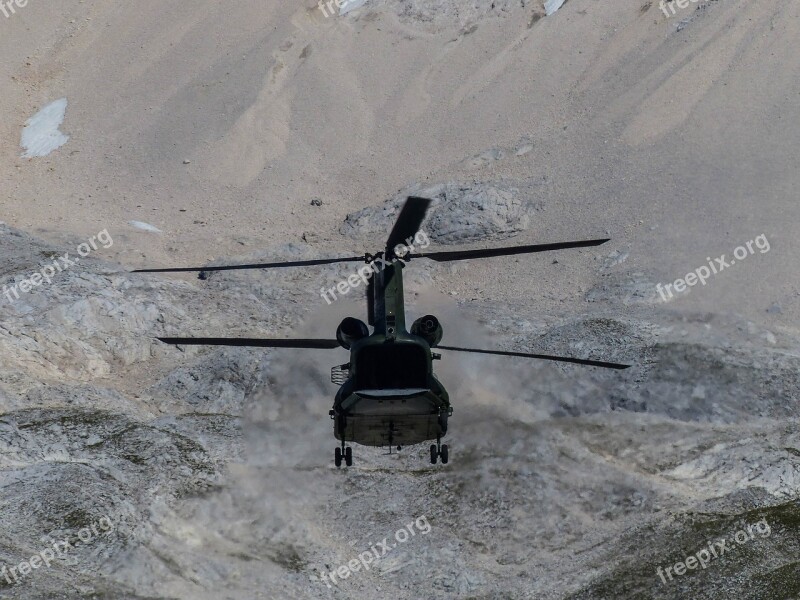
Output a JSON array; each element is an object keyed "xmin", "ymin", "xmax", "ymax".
[{"xmin": 329, "ymin": 257, "xmax": 452, "ymax": 448}]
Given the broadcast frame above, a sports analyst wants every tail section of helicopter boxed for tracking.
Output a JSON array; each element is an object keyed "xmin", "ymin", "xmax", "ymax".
[{"xmin": 332, "ymin": 371, "xmax": 450, "ymax": 448}]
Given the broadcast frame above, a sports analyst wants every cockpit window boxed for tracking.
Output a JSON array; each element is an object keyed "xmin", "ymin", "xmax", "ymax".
[{"xmin": 355, "ymin": 343, "xmax": 428, "ymax": 389}]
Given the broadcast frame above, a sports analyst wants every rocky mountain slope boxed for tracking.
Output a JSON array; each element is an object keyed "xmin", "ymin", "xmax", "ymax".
[{"xmin": 2, "ymin": 213, "xmax": 799, "ymax": 598}]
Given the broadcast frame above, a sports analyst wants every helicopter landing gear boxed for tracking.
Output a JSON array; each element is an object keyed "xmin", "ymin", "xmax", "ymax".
[
  {"xmin": 335, "ymin": 439, "xmax": 352, "ymax": 468},
  {"xmin": 430, "ymin": 437, "xmax": 449, "ymax": 465}
]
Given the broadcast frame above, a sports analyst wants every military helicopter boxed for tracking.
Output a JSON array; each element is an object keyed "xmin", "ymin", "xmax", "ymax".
[{"xmin": 135, "ymin": 197, "xmax": 630, "ymax": 467}]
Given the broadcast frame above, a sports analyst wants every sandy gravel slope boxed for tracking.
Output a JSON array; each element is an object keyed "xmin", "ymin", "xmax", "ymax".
[{"xmin": 1, "ymin": 0, "xmax": 797, "ymax": 323}]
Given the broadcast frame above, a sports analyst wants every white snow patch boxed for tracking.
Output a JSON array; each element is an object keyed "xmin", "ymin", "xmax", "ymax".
[
  {"xmin": 20, "ymin": 98, "xmax": 70, "ymax": 158},
  {"xmin": 340, "ymin": 0, "xmax": 368, "ymax": 15},
  {"xmin": 544, "ymin": 0, "xmax": 566, "ymax": 16},
  {"xmin": 128, "ymin": 221, "xmax": 162, "ymax": 234}
]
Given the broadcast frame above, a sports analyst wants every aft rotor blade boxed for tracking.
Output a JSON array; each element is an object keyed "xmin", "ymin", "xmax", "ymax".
[
  {"xmin": 438, "ymin": 345, "xmax": 631, "ymax": 370},
  {"xmin": 408, "ymin": 238, "xmax": 610, "ymax": 262},
  {"xmin": 158, "ymin": 337, "xmax": 341, "ymax": 349},
  {"xmin": 134, "ymin": 256, "xmax": 364, "ymax": 274},
  {"xmin": 385, "ymin": 196, "xmax": 432, "ymax": 253}
]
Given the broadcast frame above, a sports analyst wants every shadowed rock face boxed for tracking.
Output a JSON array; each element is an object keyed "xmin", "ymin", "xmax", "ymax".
[
  {"xmin": 2, "ymin": 213, "xmax": 799, "ymax": 599},
  {"xmin": 566, "ymin": 498, "xmax": 800, "ymax": 600},
  {"xmin": 341, "ymin": 181, "xmax": 532, "ymax": 244}
]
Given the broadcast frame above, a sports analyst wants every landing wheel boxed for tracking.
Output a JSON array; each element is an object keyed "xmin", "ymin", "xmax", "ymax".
[
  {"xmin": 334, "ymin": 447, "xmax": 342, "ymax": 468},
  {"xmin": 440, "ymin": 444, "xmax": 449, "ymax": 464},
  {"xmin": 430, "ymin": 444, "xmax": 438, "ymax": 464},
  {"xmin": 345, "ymin": 446, "xmax": 352, "ymax": 467}
]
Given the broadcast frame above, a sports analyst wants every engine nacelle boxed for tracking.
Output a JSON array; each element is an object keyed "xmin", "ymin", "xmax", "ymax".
[
  {"xmin": 336, "ymin": 317, "xmax": 370, "ymax": 349},
  {"xmin": 411, "ymin": 314, "xmax": 443, "ymax": 347}
]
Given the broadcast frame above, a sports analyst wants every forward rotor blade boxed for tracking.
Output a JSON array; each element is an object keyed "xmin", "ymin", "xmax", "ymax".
[
  {"xmin": 408, "ymin": 238, "xmax": 610, "ymax": 262},
  {"xmin": 158, "ymin": 337, "xmax": 340, "ymax": 349},
  {"xmin": 385, "ymin": 196, "xmax": 432, "ymax": 253},
  {"xmin": 438, "ymin": 345, "xmax": 631, "ymax": 370},
  {"xmin": 134, "ymin": 256, "xmax": 364, "ymax": 274}
]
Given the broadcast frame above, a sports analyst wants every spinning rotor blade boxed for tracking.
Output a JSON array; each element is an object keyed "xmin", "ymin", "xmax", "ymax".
[
  {"xmin": 438, "ymin": 345, "xmax": 631, "ymax": 370},
  {"xmin": 158, "ymin": 337, "xmax": 340, "ymax": 349},
  {"xmin": 134, "ymin": 256, "xmax": 364, "ymax": 274},
  {"xmin": 385, "ymin": 196, "xmax": 432, "ymax": 253},
  {"xmin": 407, "ymin": 238, "xmax": 610, "ymax": 262}
]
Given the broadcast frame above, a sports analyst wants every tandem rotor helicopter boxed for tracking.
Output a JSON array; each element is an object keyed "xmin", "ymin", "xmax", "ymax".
[{"xmin": 135, "ymin": 197, "xmax": 631, "ymax": 467}]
